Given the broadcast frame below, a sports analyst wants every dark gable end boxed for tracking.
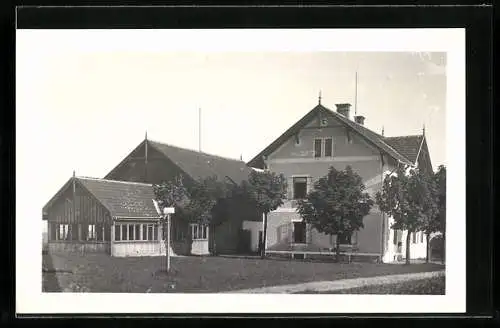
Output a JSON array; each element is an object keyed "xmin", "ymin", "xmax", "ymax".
[
  {"xmin": 247, "ymin": 104, "xmax": 413, "ymax": 168},
  {"xmin": 148, "ymin": 140, "xmax": 253, "ymax": 185},
  {"xmin": 104, "ymin": 139, "xmax": 253, "ymax": 186}
]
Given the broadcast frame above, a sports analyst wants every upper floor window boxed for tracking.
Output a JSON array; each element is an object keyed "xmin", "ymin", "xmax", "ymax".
[
  {"xmin": 324, "ymin": 138, "xmax": 333, "ymax": 157},
  {"xmin": 314, "ymin": 139, "xmax": 322, "ymax": 158},
  {"xmin": 293, "ymin": 177, "xmax": 308, "ymax": 199},
  {"xmin": 314, "ymin": 138, "xmax": 334, "ymax": 158}
]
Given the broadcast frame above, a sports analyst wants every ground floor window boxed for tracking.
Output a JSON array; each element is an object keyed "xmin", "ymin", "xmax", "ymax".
[
  {"xmin": 191, "ymin": 224, "xmax": 208, "ymax": 240},
  {"xmin": 87, "ymin": 224, "xmax": 96, "ymax": 241},
  {"xmin": 420, "ymin": 231, "xmax": 424, "ymax": 243},
  {"xmin": 57, "ymin": 224, "xmax": 69, "ymax": 241},
  {"xmin": 114, "ymin": 223, "xmax": 158, "ymax": 241},
  {"xmin": 337, "ymin": 232, "xmax": 352, "ymax": 245}
]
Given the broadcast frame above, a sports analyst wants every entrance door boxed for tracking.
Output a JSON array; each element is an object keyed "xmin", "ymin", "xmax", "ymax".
[{"xmin": 293, "ymin": 221, "xmax": 306, "ymax": 244}]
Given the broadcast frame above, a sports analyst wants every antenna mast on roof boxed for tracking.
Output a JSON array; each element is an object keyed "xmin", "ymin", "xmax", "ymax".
[{"xmin": 354, "ymin": 71, "xmax": 358, "ymax": 116}]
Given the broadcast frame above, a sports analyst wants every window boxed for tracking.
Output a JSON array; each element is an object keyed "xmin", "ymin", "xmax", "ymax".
[
  {"xmin": 338, "ymin": 233, "xmax": 352, "ymax": 245},
  {"xmin": 412, "ymin": 232, "xmax": 417, "ymax": 244},
  {"xmin": 293, "ymin": 177, "xmax": 308, "ymax": 199},
  {"xmin": 122, "ymin": 225, "xmax": 128, "ymax": 241},
  {"xmin": 135, "ymin": 224, "xmax": 141, "ymax": 241},
  {"xmin": 114, "ymin": 223, "xmax": 158, "ymax": 241},
  {"xmin": 115, "ymin": 225, "xmax": 121, "ymax": 241},
  {"xmin": 148, "ymin": 224, "xmax": 154, "ymax": 241},
  {"xmin": 96, "ymin": 224, "xmax": 103, "ymax": 241},
  {"xmin": 314, "ymin": 139, "xmax": 322, "ymax": 158},
  {"xmin": 58, "ymin": 224, "xmax": 69, "ymax": 241},
  {"xmin": 393, "ymin": 229, "xmax": 398, "ymax": 245},
  {"xmin": 191, "ymin": 224, "xmax": 208, "ymax": 240},
  {"xmin": 324, "ymin": 138, "xmax": 333, "ymax": 157},
  {"xmin": 420, "ymin": 232, "xmax": 424, "ymax": 243},
  {"xmin": 129, "ymin": 224, "xmax": 134, "ymax": 240},
  {"xmin": 87, "ymin": 224, "xmax": 96, "ymax": 241}
]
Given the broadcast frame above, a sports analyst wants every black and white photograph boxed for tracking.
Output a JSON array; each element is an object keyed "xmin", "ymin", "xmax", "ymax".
[{"xmin": 16, "ymin": 28, "xmax": 465, "ymax": 314}]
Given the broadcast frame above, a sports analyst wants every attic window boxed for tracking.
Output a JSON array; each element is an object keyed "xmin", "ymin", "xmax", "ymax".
[{"xmin": 320, "ymin": 118, "xmax": 328, "ymax": 127}]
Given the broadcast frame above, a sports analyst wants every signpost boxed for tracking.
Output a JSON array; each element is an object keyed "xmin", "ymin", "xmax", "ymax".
[
  {"xmin": 153, "ymin": 199, "xmax": 175, "ymax": 273},
  {"xmin": 163, "ymin": 207, "xmax": 175, "ymax": 272}
]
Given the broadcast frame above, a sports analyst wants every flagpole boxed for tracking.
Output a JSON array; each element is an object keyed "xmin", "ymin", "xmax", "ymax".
[{"xmin": 355, "ymin": 71, "xmax": 358, "ymax": 116}]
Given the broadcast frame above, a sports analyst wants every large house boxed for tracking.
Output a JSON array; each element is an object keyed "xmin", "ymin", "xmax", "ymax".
[{"xmin": 244, "ymin": 101, "xmax": 433, "ymax": 263}]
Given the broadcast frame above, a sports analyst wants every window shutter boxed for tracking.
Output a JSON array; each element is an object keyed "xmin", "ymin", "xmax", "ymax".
[{"xmin": 306, "ymin": 177, "xmax": 313, "ymax": 195}]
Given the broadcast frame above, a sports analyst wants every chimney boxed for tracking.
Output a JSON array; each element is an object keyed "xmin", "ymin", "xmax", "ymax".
[
  {"xmin": 335, "ymin": 103, "xmax": 351, "ymax": 119},
  {"xmin": 354, "ymin": 115, "xmax": 365, "ymax": 125}
]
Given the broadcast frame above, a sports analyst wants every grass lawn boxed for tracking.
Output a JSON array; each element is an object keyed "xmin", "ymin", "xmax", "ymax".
[
  {"xmin": 300, "ymin": 275, "xmax": 445, "ymax": 294},
  {"xmin": 43, "ymin": 253, "xmax": 444, "ymax": 293}
]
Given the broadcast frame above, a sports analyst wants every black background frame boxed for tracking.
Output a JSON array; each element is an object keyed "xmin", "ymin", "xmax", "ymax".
[{"xmin": 1, "ymin": 2, "xmax": 495, "ymax": 323}]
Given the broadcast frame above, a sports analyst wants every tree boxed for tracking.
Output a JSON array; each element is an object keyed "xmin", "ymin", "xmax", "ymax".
[
  {"xmin": 434, "ymin": 165, "xmax": 446, "ymax": 263},
  {"xmin": 153, "ymin": 175, "xmax": 191, "ymax": 217},
  {"xmin": 375, "ymin": 165, "xmax": 438, "ymax": 264},
  {"xmin": 242, "ymin": 170, "xmax": 287, "ymax": 258},
  {"xmin": 297, "ymin": 166, "xmax": 374, "ymax": 262}
]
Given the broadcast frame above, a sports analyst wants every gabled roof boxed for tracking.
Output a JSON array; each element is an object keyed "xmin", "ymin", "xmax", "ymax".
[
  {"xmin": 43, "ymin": 177, "xmax": 159, "ymax": 219},
  {"xmin": 148, "ymin": 140, "xmax": 253, "ymax": 185},
  {"xmin": 247, "ymin": 104, "xmax": 414, "ymax": 168},
  {"xmin": 383, "ymin": 135, "xmax": 425, "ymax": 164}
]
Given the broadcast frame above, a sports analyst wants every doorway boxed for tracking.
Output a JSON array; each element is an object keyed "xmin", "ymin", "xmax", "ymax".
[{"xmin": 293, "ymin": 221, "xmax": 306, "ymax": 244}]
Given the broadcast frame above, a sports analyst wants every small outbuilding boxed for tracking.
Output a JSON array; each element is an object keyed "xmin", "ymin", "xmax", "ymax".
[{"xmin": 42, "ymin": 175, "xmax": 178, "ymax": 257}]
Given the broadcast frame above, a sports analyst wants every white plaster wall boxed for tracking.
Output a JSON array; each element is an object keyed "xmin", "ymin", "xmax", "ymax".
[
  {"xmin": 242, "ymin": 220, "xmax": 262, "ymax": 252},
  {"xmin": 266, "ymin": 211, "xmax": 301, "ymax": 248},
  {"xmin": 190, "ymin": 240, "xmax": 209, "ymax": 255},
  {"xmin": 111, "ymin": 242, "xmax": 163, "ymax": 257},
  {"xmin": 382, "ymin": 228, "xmax": 428, "ymax": 262},
  {"xmin": 111, "ymin": 240, "xmax": 179, "ymax": 257}
]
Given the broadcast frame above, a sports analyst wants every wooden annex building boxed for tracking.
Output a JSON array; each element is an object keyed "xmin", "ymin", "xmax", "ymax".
[{"xmin": 42, "ymin": 175, "xmax": 172, "ymax": 257}]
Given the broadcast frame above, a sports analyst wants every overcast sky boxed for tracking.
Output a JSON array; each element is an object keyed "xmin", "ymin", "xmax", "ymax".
[{"xmin": 17, "ymin": 30, "xmax": 446, "ymax": 217}]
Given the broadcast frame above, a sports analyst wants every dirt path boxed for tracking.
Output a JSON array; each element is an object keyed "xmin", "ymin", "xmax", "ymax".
[{"xmin": 224, "ymin": 270, "xmax": 445, "ymax": 294}]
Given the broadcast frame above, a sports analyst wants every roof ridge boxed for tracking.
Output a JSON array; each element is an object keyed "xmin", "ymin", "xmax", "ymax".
[
  {"xmin": 148, "ymin": 139, "xmax": 246, "ymax": 164},
  {"xmin": 321, "ymin": 106, "xmax": 412, "ymax": 164},
  {"xmin": 384, "ymin": 134, "xmax": 424, "ymax": 139},
  {"xmin": 77, "ymin": 176, "xmax": 153, "ymax": 187}
]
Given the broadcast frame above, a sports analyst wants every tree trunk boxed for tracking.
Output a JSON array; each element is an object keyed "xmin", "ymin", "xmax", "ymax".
[
  {"xmin": 335, "ymin": 235, "xmax": 341, "ymax": 263},
  {"xmin": 425, "ymin": 233, "xmax": 430, "ymax": 263},
  {"xmin": 261, "ymin": 212, "xmax": 268, "ymax": 259},
  {"xmin": 405, "ymin": 230, "xmax": 411, "ymax": 265}
]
